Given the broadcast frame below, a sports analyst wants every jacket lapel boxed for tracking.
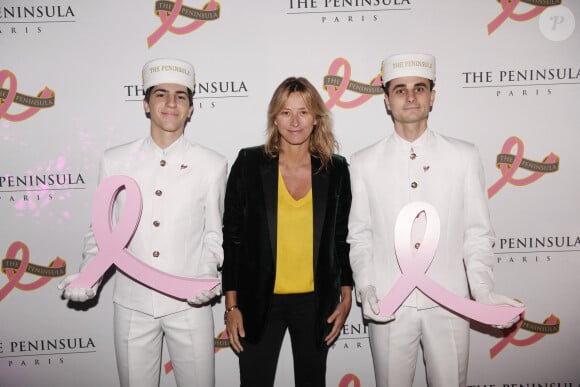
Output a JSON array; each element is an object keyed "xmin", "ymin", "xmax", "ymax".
[
  {"xmin": 311, "ymin": 157, "xmax": 328, "ymax": 271},
  {"xmin": 260, "ymin": 156, "xmax": 278, "ymax": 263}
]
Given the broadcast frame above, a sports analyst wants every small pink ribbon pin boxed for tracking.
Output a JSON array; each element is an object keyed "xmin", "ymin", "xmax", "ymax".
[
  {"xmin": 378, "ymin": 201, "xmax": 524, "ymax": 326},
  {"xmin": 68, "ymin": 175, "xmax": 219, "ymax": 299}
]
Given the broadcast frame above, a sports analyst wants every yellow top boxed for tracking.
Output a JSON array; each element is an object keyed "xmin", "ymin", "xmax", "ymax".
[{"xmin": 273, "ymin": 170, "xmax": 314, "ymax": 294}]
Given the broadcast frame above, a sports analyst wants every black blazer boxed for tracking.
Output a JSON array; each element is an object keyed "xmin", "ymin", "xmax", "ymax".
[{"xmin": 222, "ymin": 146, "xmax": 353, "ymax": 347}]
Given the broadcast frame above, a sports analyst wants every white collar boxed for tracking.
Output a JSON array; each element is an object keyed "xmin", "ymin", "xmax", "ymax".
[
  {"xmin": 391, "ymin": 128, "xmax": 432, "ymax": 150},
  {"xmin": 146, "ymin": 135, "xmax": 186, "ymax": 157}
]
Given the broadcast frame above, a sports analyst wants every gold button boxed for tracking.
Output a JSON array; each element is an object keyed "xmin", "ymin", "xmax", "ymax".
[
  {"xmin": 410, "ymin": 153, "xmax": 417, "ymax": 160},
  {"xmin": 153, "ymin": 251, "xmax": 160, "ymax": 258},
  {"xmin": 411, "ymin": 182, "xmax": 418, "ymax": 189},
  {"xmin": 153, "ymin": 220, "xmax": 160, "ymax": 227},
  {"xmin": 155, "ymin": 190, "xmax": 162, "ymax": 196},
  {"xmin": 160, "ymin": 160, "xmax": 166, "ymax": 167},
  {"xmin": 414, "ymin": 242, "xmax": 421, "ymax": 249}
]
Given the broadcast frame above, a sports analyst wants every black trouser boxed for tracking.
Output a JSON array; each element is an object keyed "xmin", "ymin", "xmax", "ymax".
[{"xmin": 239, "ymin": 292, "xmax": 328, "ymax": 387}]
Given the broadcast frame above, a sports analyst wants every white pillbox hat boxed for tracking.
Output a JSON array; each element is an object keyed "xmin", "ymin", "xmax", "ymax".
[
  {"xmin": 142, "ymin": 58, "xmax": 195, "ymax": 91},
  {"xmin": 381, "ymin": 53, "xmax": 436, "ymax": 84}
]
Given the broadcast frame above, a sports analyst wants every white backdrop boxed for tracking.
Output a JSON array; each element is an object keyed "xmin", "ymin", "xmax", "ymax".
[{"xmin": 1, "ymin": 1, "xmax": 579, "ymax": 386}]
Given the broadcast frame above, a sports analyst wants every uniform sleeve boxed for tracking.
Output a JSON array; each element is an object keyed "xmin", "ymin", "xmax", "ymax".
[
  {"xmin": 346, "ymin": 153, "xmax": 375, "ymax": 300},
  {"xmin": 79, "ymin": 156, "xmax": 108, "ymax": 272},
  {"xmin": 463, "ymin": 146, "xmax": 496, "ymax": 293},
  {"xmin": 197, "ymin": 156, "xmax": 228, "ymax": 278}
]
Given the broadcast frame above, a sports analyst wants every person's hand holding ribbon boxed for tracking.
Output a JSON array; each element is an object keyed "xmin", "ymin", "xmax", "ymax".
[
  {"xmin": 187, "ymin": 276, "xmax": 222, "ymax": 305},
  {"xmin": 359, "ymin": 285, "xmax": 394, "ymax": 323},
  {"xmin": 471, "ymin": 286, "xmax": 524, "ymax": 328},
  {"xmin": 58, "ymin": 273, "xmax": 97, "ymax": 302}
]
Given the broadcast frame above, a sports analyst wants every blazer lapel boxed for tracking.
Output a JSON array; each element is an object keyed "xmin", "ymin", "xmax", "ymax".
[
  {"xmin": 260, "ymin": 156, "xmax": 278, "ymax": 263},
  {"xmin": 311, "ymin": 157, "xmax": 328, "ymax": 271}
]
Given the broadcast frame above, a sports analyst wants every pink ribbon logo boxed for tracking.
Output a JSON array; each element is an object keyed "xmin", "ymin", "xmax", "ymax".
[
  {"xmin": 147, "ymin": 0, "xmax": 220, "ymax": 47},
  {"xmin": 324, "ymin": 58, "xmax": 383, "ymax": 110},
  {"xmin": 490, "ymin": 312, "xmax": 559, "ymax": 358},
  {"xmin": 1, "ymin": 241, "xmax": 65, "ymax": 302},
  {"xmin": 68, "ymin": 175, "xmax": 219, "ymax": 299},
  {"xmin": 0, "ymin": 70, "xmax": 55, "ymax": 122},
  {"xmin": 488, "ymin": 0, "xmax": 556, "ymax": 35},
  {"xmin": 338, "ymin": 373, "xmax": 362, "ymax": 387},
  {"xmin": 487, "ymin": 136, "xmax": 559, "ymax": 199},
  {"xmin": 213, "ymin": 329, "xmax": 230, "ymax": 354},
  {"xmin": 378, "ymin": 202, "xmax": 525, "ymax": 326}
]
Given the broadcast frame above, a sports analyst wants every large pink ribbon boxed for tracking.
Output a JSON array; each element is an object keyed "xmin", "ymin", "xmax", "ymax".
[
  {"xmin": 69, "ymin": 175, "xmax": 219, "ymax": 299},
  {"xmin": 378, "ymin": 202, "xmax": 524, "ymax": 326}
]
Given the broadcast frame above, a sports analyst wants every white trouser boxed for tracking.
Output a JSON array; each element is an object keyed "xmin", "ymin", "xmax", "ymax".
[
  {"xmin": 114, "ymin": 303, "xmax": 215, "ymax": 387},
  {"xmin": 369, "ymin": 306, "xmax": 470, "ymax": 387}
]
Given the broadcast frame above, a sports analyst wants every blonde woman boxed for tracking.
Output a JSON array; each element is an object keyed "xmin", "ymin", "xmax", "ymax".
[{"xmin": 222, "ymin": 77, "xmax": 353, "ymax": 387}]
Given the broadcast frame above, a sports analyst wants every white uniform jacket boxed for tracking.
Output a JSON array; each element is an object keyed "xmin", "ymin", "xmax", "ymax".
[
  {"xmin": 82, "ymin": 136, "xmax": 227, "ymax": 318},
  {"xmin": 348, "ymin": 129, "xmax": 495, "ymax": 309}
]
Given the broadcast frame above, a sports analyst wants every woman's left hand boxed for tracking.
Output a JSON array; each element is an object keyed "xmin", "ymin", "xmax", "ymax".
[{"xmin": 324, "ymin": 286, "xmax": 353, "ymax": 346}]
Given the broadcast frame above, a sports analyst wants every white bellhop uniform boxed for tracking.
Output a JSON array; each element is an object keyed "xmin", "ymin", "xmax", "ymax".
[
  {"xmin": 348, "ymin": 129, "xmax": 496, "ymax": 386},
  {"xmin": 82, "ymin": 135, "xmax": 227, "ymax": 386}
]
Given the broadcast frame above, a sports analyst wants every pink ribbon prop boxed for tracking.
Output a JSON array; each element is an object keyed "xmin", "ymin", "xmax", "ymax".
[
  {"xmin": 378, "ymin": 202, "xmax": 524, "ymax": 326},
  {"xmin": 68, "ymin": 175, "xmax": 219, "ymax": 300}
]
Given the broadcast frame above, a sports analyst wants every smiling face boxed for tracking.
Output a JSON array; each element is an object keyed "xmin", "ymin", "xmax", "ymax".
[
  {"xmin": 143, "ymin": 83, "xmax": 193, "ymax": 140},
  {"xmin": 384, "ymin": 76, "xmax": 436, "ymax": 130},
  {"xmin": 275, "ymin": 92, "xmax": 318, "ymax": 152}
]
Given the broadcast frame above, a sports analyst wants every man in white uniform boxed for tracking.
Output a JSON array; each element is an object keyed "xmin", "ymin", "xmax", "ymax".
[
  {"xmin": 347, "ymin": 53, "xmax": 523, "ymax": 387},
  {"xmin": 58, "ymin": 58, "xmax": 227, "ymax": 387}
]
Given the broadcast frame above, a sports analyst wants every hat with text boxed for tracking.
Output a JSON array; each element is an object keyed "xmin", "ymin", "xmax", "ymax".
[
  {"xmin": 142, "ymin": 58, "xmax": 195, "ymax": 92},
  {"xmin": 381, "ymin": 53, "xmax": 436, "ymax": 84}
]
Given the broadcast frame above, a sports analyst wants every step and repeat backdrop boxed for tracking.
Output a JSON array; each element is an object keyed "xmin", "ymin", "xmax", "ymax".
[{"xmin": 2, "ymin": 1, "xmax": 579, "ymax": 386}]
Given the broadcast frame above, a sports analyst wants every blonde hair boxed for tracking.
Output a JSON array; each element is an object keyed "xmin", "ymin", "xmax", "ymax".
[{"xmin": 264, "ymin": 77, "xmax": 337, "ymax": 170}]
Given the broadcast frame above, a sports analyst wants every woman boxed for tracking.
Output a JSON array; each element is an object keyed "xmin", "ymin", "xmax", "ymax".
[{"xmin": 222, "ymin": 77, "xmax": 353, "ymax": 387}]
